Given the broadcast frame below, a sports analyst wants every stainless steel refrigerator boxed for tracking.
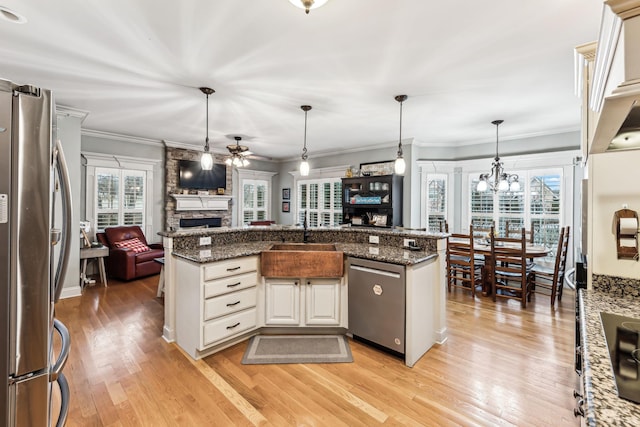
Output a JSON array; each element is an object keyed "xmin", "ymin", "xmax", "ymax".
[{"xmin": 1, "ymin": 79, "xmax": 72, "ymax": 426}]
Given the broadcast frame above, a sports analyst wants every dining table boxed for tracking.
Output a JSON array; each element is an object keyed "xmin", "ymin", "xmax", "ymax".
[{"xmin": 472, "ymin": 240, "xmax": 550, "ymax": 296}]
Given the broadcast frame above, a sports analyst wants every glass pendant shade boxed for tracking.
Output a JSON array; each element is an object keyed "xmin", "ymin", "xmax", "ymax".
[
  {"xmin": 477, "ymin": 179, "xmax": 488, "ymax": 192},
  {"xmin": 394, "ymin": 157, "xmax": 406, "ymax": 175},
  {"xmin": 498, "ymin": 177, "xmax": 509, "ymax": 191},
  {"xmin": 201, "ymin": 151, "xmax": 213, "ymax": 170},
  {"xmin": 509, "ymin": 180, "xmax": 521, "ymax": 192},
  {"xmin": 300, "ymin": 160, "xmax": 310, "ymax": 176},
  {"xmin": 288, "ymin": 0, "xmax": 329, "ymax": 14}
]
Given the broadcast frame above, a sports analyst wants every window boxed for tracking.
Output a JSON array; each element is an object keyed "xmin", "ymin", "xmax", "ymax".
[
  {"xmin": 297, "ymin": 178, "xmax": 342, "ymax": 227},
  {"xmin": 95, "ymin": 168, "xmax": 146, "ymax": 231},
  {"xmin": 84, "ymin": 152, "xmax": 158, "ymax": 240},
  {"xmin": 426, "ymin": 174, "xmax": 447, "ymax": 232},
  {"xmin": 241, "ymin": 179, "xmax": 268, "ymax": 224},
  {"xmin": 237, "ymin": 170, "xmax": 275, "ymax": 226},
  {"xmin": 469, "ymin": 168, "xmax": 563, "ymax": 253}
]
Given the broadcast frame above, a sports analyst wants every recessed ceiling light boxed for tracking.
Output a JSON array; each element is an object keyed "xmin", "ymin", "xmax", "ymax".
[{"xmin": 0, "ymin": 6, "xmax": 27, "ymax": 24}]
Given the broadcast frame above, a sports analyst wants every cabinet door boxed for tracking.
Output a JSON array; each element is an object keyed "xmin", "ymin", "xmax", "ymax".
[
  {"xmin": 265, "ymin": 279, "xmax": 300, "ymax": 325},
  {"xmin": 305, "ymin": 279, "xmax": 340, "ymax": 326}
]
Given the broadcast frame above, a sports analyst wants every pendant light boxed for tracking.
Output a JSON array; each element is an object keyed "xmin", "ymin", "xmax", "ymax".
[
  {"xmin": 200, "ymin": 87, "xmax": 215, "ymax": 170},
  {"xmin": 299, "ymin": 105, "xmax": 312, "ymax": 176},
  {"xmin": 288, "ymin": 0, "xmax": 329, "ymax": 14},
  {"xmin": 394, "ymin": 95, "xmax": 407, "ymax": 175},
  {"xmin": 476, "ymin": 120, "xmax": 520, "ymax": 193}
]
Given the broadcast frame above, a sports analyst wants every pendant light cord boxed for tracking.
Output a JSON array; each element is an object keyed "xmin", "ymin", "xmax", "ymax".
[
  {"xmin": 302, "ymin": 108, "xmax": 308, "ymax": 161},
  {"xmin": 397, "ymin": 99, "xmax": 404, "ymax": 156},
  {"xmin": 204, "ymin": 92, "xmax": 210, "ymax": 152}
]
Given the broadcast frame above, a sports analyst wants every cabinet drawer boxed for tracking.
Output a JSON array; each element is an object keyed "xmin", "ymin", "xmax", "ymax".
[
  {"xmin": 203, "ymin": 271, "xmax": 257, "ymax": 298},
  {"xmin": 202, "ymin": 308, "xmax": 256, "ymax": 348},
  {"xmin": 204, "ymin": 287, "xmax": 256, "ymax": 321},
  {"xmin": 203, "ymin": 256, "xmax": 257, "ymax": 281}
]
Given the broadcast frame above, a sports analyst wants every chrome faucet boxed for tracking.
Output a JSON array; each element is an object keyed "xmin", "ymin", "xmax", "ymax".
[{"xmin": 303, "ymin": 210, "xmax": 310, "ymax": 243}]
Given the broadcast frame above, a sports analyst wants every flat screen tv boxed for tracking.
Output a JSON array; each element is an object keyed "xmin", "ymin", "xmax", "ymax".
[{"xmin": 178, "ymin": 160, "xmax": 227, "ymax": 190}]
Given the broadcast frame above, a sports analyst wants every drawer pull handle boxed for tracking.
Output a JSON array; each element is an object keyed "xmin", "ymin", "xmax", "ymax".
[
  {"xmin": 226, "ymin": 266, "xmax": 241, "ymax": 272},
  {"xmin": 227, "ymin": 282, "xmax": 241, "ymax": 288},
  {"xmin": 226, "ymin": 322, "xmax": 240, "ymax": 330},
  {"xmin": 226, "ymin": 301, "xmax": 241, "ymax": 307}
]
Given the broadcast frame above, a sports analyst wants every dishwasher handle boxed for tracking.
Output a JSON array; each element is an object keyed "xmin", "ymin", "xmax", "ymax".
[{"xmin": 349, "ymin": 264, "xmax": 401, "ymax": 279}]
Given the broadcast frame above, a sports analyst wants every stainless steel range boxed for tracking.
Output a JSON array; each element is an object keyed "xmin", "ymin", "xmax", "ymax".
[{"xmin": 600, "ymin": 312, "xmax": 640, "ymax": 404}]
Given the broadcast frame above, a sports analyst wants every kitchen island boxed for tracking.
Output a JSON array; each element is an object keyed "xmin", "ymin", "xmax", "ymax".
[
  {"xmin": 159, "ymin": 226, "xmax": 447, "ymax": 367},
  {"xmin": 579, "ymin": 283, "xmax": 640, "ymax": 425}
]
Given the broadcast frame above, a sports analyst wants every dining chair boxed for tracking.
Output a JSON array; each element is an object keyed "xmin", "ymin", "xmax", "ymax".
[
  {"xmin": 439, "ymin": 219, "xmax": 449, "ymax": 233},
  {"xmin": 446, "ymin": 225, "xmax": 482, "ymax": 297},
  {"xmin": 491, "ymin": 227, "xmax": 533, "ymax": 308},
  {"xmin": 529, "ymin": 226, "xmax": 570, "ymax": 306},
  {"xmin": 504, "ymin": 220, "xmax": 534, "ymax": 243}
]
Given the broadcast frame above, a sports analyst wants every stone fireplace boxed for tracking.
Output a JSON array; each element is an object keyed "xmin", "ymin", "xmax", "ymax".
[{"xmin": 164, "ymin": 147, "xmax": 232, "ymax": 230}]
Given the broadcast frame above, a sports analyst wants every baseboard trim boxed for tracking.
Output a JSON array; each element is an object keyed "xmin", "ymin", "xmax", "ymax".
[{"xmin": 59, "ymin": 285, "xmax": 82, "ymax": 299}]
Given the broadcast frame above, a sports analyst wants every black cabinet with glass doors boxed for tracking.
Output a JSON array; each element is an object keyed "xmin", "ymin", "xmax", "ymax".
[{"xmin": 341, "ymin": 174, "xmax": 403, "ymax": 227}]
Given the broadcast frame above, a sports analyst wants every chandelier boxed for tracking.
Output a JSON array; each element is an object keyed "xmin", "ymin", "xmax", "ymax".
[{"xmin": 476, "ymin": 120, "xmax": 520, "ymax": 193}]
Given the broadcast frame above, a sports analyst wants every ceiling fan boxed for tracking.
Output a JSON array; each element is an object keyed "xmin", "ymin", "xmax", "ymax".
[{"xmin": 224, "ymin": 136, "xmax": 271, "ymax": 166}]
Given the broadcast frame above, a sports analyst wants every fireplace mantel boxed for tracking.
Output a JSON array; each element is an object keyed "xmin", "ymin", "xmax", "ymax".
[{"xmin": 171, "ymin": 194, "xmax": 232, "ymax": 211}]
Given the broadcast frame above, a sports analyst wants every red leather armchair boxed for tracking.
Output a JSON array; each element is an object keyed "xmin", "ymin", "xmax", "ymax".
[{"xmin": 96, "ymin": 226, "xmax": 164, "ymax": 281}]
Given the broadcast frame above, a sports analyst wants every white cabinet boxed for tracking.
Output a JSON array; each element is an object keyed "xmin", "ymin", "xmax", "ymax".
[
  {"xmin": 305, "ymin": 279, "xmax": 341, "ymax": 325},
  {"xmin": 175, "ymin": 255, "xmax": 258, "ymax": 359},
  {"xmin": 264, "ymin": 278, "xmax": 341, "ymax": 327},
  {"xmin": 265, "ymin": 279, "xmax": 300, "ymax": 325}
]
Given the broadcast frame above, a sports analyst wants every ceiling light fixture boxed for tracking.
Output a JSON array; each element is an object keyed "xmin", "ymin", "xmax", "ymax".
[
  {"xmin": 288, "ymin": 0, "xmax": 329, "ymax": 14},
  {"xmin": 394, "ymin": 95, "xmax": 407, "ymax": 175},
  {"xmin": 199, "ymin": 87, "xmax": 215, "ymax": 171},
  {"xmin": 299, "ymin": 105, "xmax": 312, "ymax": 176},
  {"xmin": 225, "ymin": 136, "xmax": 250, "ymax": 168},
  {"xmin": 0, "ymin": 6, "xmax": 27, "ymax": 24},
  {"xmin": 476, "ymin": 120, "xmax": 520, "ymax": 193}
]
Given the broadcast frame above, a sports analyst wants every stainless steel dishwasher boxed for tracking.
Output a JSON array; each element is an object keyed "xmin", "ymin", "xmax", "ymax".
[{"xmin": 347, "ymin": 257, "xmax": 405, "ymax": 355}]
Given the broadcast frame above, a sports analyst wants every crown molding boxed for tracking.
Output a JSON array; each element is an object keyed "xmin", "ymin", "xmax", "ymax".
[
  {"xmin": 82, "ymin": 128, "xmax": 163, "ymax": 146},
  {"xmin": 56, "ymin": 105, "xmax": 89, "ymax": 123}
]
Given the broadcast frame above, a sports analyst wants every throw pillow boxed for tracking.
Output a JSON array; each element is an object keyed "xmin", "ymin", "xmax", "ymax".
[{"xmin": 113, "ymin": 237, "xmax": 150, "ymax": 254}]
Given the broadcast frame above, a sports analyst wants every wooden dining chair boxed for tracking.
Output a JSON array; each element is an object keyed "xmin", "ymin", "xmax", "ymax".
[
  {"xmin": 529, "ymin": 226, "xmax": 570, "ymax": 306},
  {"xmin": 491, "ymin": 227, "xmax": 533, "ymax": 308},
  {"xmin": 504, "ymin": 220, "xmax": 534, "ymax": 243},
  {"xmin": 439, "ymin": 219, "xmax": 449, "ymax": 233},
  {"xmin": 446, "ymin": 225, "xmax": 482, "ymax": 297}
]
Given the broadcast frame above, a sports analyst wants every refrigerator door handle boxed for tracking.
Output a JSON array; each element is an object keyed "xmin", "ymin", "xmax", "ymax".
[
  {"xmin": 50, "ymin": 318, "xmax": 70, "ymax": 381},
  {"xmin": 54, "ymin": 372, "xmax": 70, "ymax": 427},
  {"xmin": 53, "ymin": 139, "xmax": 72, "ymax": 303}
]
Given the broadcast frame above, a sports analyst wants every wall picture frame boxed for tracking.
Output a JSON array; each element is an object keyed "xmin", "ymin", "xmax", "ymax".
[
  {"xmin": 282, "ymin": 201, "xmax": 290, "ymax": 212},
  {"xmin": 282, "ymin": 188, "xmax": 290, "ymax": 200},
  {"xmin": 360, "ymin": 160, "xmax": 395, "ymax": 176}
]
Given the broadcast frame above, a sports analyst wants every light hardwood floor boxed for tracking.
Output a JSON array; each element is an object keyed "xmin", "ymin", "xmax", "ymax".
[{"xmin": 54, "ymin": 275, "xmax": 579, "ymax": 426}]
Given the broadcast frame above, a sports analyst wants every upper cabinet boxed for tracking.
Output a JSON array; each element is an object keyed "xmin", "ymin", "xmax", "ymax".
[
  {"xmin": 588, "ymin": 0, "xmax": 640, "ymax": 153},
  {"xmin": 341, "ymin": 174, "xmax": 403, "ymax": 227}
]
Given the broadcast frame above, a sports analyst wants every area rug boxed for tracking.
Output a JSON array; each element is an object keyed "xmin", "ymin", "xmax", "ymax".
[{"xmin": 241, "ymin": 335, "xmax": 353, "ymax": 365}]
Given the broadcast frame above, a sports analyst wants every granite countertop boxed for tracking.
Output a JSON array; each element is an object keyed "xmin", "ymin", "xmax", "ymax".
[
  {"xmin": 172, "ymin": 241, "xmax": 437, "ymax": 266},
  {"xmin": 580, "ymin": 289, "xmax": 640, "ymax": 426}
]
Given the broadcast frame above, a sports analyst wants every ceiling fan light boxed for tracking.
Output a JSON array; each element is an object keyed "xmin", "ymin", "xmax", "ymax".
[
  {"xmin": 225, "ymin": 157, "xmax": 232, "ymax": 166},
  {"xmin": 242, "ymin": 158, "xmax": 250, "ymax": 167},
  {"xmin": 300, "ymin": 160, "xmax": 310, "ymax": 176},
  {"xmin": 201, "ymin": 152, "xmax": 213, "ymax": 171}
]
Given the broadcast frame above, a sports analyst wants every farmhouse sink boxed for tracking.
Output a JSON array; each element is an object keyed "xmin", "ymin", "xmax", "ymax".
[{"xmin": 261, "ymin": 243, "xmax": 344, "ymax": 278}]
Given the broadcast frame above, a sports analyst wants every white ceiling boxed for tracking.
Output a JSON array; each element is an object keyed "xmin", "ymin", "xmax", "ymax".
[{"xmin": 0, "ymin": 0, "xmax": 603, "ymax": 160}]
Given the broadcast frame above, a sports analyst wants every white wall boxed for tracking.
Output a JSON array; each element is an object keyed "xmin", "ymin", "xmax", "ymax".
[
  {"xmin": 57, "ymin": 113, "xmax": 82, "ymax": 298},
  {"xmin": 589, "ymin": 150, "xmax": 640, "ymax": 279}
]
